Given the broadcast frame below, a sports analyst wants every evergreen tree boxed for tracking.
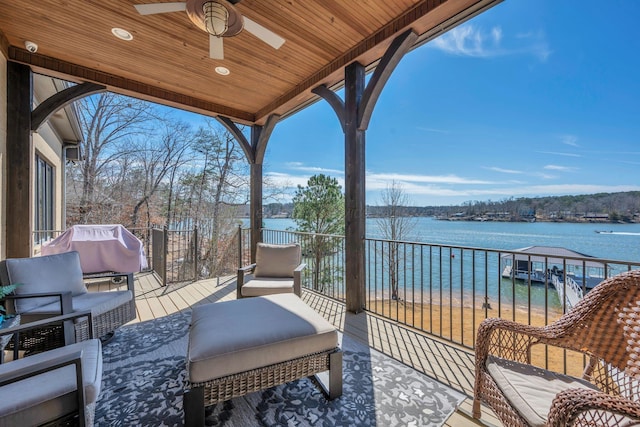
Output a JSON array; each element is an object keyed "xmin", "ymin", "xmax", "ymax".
[{"xmin": 292, "ymin": 174, "xmax": 345, "ymax": 292}]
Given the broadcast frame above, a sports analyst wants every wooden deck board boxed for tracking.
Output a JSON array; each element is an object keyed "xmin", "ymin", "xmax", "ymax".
[{"xmin": 102, "ymin": 273, "xmax": 501, "ymax": 426}]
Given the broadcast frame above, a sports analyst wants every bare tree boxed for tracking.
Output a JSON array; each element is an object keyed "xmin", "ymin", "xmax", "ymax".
[
  {"xmin": 71, "ymin": 93, "xmax": 156, "ymax": 223},
  {"xmin": 174, "ymin": 120, "xmax": 248, "ymax": 277},
  {"xmin": 128, "ymin": 120, "xmax": 193, "ymax": 227},
  {"xmin": 375, "ymin": 181, "xmax": 417, "ymax": 300}
]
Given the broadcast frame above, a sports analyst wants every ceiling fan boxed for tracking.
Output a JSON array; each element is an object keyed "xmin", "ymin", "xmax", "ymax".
[{"xmin": 134, "ymin": 0, "xmax": 285, "ymax": 59}]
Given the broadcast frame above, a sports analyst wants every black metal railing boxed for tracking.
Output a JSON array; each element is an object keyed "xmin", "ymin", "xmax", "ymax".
[{"xmin": 259, "ymin": 228, "xmax": 640, "ymax": 375}]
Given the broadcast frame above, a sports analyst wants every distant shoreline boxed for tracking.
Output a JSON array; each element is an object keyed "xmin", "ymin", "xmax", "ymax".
[{"xmin": 262, "ymin": 215, "xmax": 639, "ymax": 224}]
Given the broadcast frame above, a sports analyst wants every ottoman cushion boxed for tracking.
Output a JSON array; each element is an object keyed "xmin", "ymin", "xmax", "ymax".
[{"xmin": 188, "ymin": 294, "xmax": 338, "ymax": 384}]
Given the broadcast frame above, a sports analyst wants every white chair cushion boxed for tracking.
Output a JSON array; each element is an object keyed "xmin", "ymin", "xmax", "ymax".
[
  {"xmin": 0, "ymin": 339, "xmax": 102, "ymax": 426},
  {"xmin": 253, "ymin": 243, "xmax": 301, "ymax": 278},
  {"xmin": 486, "ymin": 355, "xmax": 599, "ymax": 427},
  {"xmin": 6, "ymin": 251, "xmax": 88, "ymax": 313},
  {"xmin": 188, "ymin": 293, "xmax": 338, "ymax": 384},
  {"xmin": 241, "ymin": 276, "xmax": 294, "ymax": 297}
]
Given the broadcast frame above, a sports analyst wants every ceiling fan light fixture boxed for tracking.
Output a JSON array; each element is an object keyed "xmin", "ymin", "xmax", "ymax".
[{"xmin": 203, "ymin": 1, "xmax": 228, "ymax": 36}]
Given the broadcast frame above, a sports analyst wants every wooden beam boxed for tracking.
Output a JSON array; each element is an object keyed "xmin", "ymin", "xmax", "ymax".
[
  {"xmin": 343, "ymin": 62, "xmax": 367, "ymax": 314},
  {"xmin": 358, "ymin": 29, "xmax": 418, "ymax": 131},
  {"xmin": 6, "ymin": 62, "xmax": 33, "ymax": 258},
  {"xmin": 218, "ymin": 115, "xmax": 279, "ymax": 262},
  {"xmin": 31, "ymin": 82, "xmax": 106, "ymax": 131},
  {"xmin": 249, "ymin": 161, "xmax": 263, "ymax": 263},
  {"xmin": 9, "ymin": 47, "xmax": 255, "ymax": 124},
  {"xmin": 317, "ymin": 28, "xmax": 416, "ymax": 312}
]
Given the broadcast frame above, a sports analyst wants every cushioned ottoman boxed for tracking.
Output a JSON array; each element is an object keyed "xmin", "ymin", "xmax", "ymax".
[{"xmin": 184, "ymin": 293, "xmax": 342, "ymax": 426}]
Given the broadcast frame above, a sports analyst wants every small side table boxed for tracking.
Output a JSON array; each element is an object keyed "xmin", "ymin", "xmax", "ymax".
[{"xmin": 0, "ymin": 314, "xmax": 20, "ymax": 364}]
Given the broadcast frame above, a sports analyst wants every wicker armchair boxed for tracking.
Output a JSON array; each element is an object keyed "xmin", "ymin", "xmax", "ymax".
[
  {"xmin": 1, "ymin": 251, "xmax": 135, "ymax": 352},
  {"xmin": 473, "ymin": 270, "xmax": 640, "ymax": 426}
]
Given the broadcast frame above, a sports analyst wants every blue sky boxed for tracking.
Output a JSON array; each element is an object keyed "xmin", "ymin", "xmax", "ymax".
[{"xmin": 252, "ymin": 0, "xmax": 640, "ymax": 206}]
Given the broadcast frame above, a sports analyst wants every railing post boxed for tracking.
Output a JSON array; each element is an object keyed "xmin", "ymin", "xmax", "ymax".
[
  {"xmin": 237, "ymin": 225, "xmax": 243, "ymax": 268},
  {"xmin": 163, "ymin": 225, "xmax": 168, "ymax": 286},
  {"xmin": 193, "ymin": 226, "xmax": 198, "ymax": 281}
]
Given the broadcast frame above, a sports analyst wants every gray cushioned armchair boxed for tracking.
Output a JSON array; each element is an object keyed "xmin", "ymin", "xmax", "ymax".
[
  {"xmin": 237, "ymin": 243, "xmax": 306, "ymax": 298},
  {"xmin": 1, "ymin": 251, "xmax": 135, "ymax": 351},
  {"xmin": 0, "ymin": 310, "xmax": 102, "ymax": 427}
]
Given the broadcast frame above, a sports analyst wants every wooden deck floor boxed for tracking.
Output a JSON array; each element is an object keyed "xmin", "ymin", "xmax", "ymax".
[{"xmin": 101, "ymin": 271, "xmax": 502, "ymax": 427}]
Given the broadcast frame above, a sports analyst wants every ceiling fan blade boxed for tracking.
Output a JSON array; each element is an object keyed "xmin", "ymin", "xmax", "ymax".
[
  {"xmin": 134, "ymin": 2, "xmax": 186, "ymax": 15},
  {"xmin": 243, "ymin": 17, "xmax": 285, "ymax": 50},
  {"xmin": 209, "ymin": 34, "xmax": 224, "ymax": 59}
]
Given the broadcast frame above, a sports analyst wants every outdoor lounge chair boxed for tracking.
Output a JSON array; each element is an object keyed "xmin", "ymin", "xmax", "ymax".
[
  {"xmin": 473, "ymin": 269, "xmax": 640, "ymax": 426},
  {"xmin": 236, "ymin": 242, "xmax": 305, "ymax": 298},
  {"xmin": 0, "ymin": 310, "xmax": 102, "ymax": 427},
  {"xmin": 1, "ymin": 251, "xmax": 135, "ymax": 352}
]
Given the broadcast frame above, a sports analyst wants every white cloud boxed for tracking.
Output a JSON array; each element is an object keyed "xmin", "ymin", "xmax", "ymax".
[
  {"xmin": 415, "ymin": 126, "xmax": 449, "ymax": 134},
  {"xmin": 560, "ymin": 135, "xmax": 579, "ymax": 147},
  {"xmin": 543, "ymin": 165, "xmax": 577, "ymax": 172},
  {"xmin": 492, "ymin": 27, "xmax": 503, "ymax": 43},
  {"xmin": 367, "ymin": 172, "xmax": 494, "ymax": 185},
  {"xmin": 485, "ymin": 166, "xmax": 523, "ymax": 174},
  {"xmin": 265, "ymin": 171, "xmax": 345, "ymax": 190},
  {"xmin": 431, "ymin": 25, "xmax": 501, "ymax": 57},
  {"xmin": 285, "ymin": 162, "xmax": 343, "ymax": 176},
  {"xmin": 430, "ymin": 24, "xmax": 550, "ymax": 62},
  {"xmin": 537, "ymin": 151, "xmax": 582, "ymax": 158}
]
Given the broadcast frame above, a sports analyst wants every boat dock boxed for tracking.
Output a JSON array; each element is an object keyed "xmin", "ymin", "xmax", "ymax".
[{"xmin": 501, "ymin": 246, "xmax": 607, "ymax": 309}]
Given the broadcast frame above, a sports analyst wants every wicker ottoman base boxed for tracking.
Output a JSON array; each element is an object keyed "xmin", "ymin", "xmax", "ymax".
[{"xmin": 183, "ymin": 295, "xmax": 343, "ymax": 426}]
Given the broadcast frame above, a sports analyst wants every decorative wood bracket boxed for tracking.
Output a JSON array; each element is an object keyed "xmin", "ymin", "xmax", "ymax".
[
  {"xmin": 312, "ymin": 29, "xmax": 417, "ymax": 133},
  {"xmin": 358, "ymin": 29, "xmax": 417, "ymax": 131},
  {"xmin": 31, "ymin": 82, "xmax": 106, "ymax": 131},
  {"xmin": 217, "ymin": 114, "xmax": 279, "ymax": 164}
]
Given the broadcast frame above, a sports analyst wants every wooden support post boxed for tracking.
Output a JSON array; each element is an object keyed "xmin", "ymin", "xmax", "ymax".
[
  {"xmin": 6, "ymin": 62, "xmax": 33, "ymax": 258},
  {"xmin": 344, "ymin": 62, "xmax": 367, "ymax": 313},
  {"xmin": 250, "ymin": 162, "xmax": 263, "ymax": 263},
  {"xmin": 313, "ymin": 30, "xmax": 417, "ymax": 313},
  {"xmin": 217, "ymin": 115, "xmax": 279, "ymax": 263}
]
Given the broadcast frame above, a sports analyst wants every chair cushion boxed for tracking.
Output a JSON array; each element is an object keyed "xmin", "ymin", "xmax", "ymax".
[
  {"xmin": 24, "ymin": 290, "xmax": 133, "ymax": 317},
  {"xmin": 253, "ymin": 243, "xmax": 301, "ymax": 278},
  {"xmin": 188, "ymin": 293, "xmax": 338, "ymax": 384},
  {"xmin": 6, "ymin": 251, "xmax": 88, "ymax": 313},
  {"xmin": 0, "ymin": 339, "xmax": 102, "ymax": 426},
  {"xmin": 241, "ymin": 277, "xmax": 295, "ymax": 297},
  {"xmin": 486, "ymin": 355, "xmax": 599, "ymax": 427}
]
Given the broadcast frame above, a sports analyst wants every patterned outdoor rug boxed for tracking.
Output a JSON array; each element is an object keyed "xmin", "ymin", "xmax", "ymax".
[{"xmin": 95, "ymin": 310, "xmax": 465, "ymax": 426}]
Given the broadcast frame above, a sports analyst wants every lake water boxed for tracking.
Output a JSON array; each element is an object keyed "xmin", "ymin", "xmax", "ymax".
[
  {"xmin": 259, "ymin": 217, "xmax": 640, "ymax": 311},
  {"xmin": 263, "ymin": 217, "xmax": 640, "ymax": 263}
]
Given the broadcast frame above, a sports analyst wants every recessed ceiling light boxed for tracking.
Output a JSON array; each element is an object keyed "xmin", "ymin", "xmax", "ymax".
[
  {"xmin": 111, "ymin": 28, "xmax": 133, "ymax": 41},
  {"xmin": 215, "ymin": 66, "xmax": 230, "ymax": 76}
]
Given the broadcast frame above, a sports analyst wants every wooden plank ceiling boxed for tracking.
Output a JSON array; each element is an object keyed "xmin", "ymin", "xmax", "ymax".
[{"xmin": 0, "ymin": 0, "xmax": 500, "ymax": 125}]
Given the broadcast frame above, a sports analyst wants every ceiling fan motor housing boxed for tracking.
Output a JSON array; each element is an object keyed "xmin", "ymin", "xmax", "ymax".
[{"xmin": 187, "ymin": 0, "xmax": 243, "ymax": 37}]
